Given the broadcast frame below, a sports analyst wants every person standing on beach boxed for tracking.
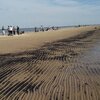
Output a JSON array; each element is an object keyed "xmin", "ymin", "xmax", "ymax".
[
  {"xmin": 13, "ymin": 26, "xmax": 16, "ymax": 35},
  {"xmin": 9, "ymin": 26, "xmax": 13, "ymax": 35},
  {"xmin": 35, "ymin": 27, "xmax": 37, "ymax": 32},
  {"xmin": 2, "ymin": 26, "xmax": 5, "ymax": 35},
  {"xmin": 17, "ymin": 26, "xmax": 19, "ymax": 35},
  {"xmin": 7, "ymin": 26, "xmax": 10, "ymax": 35},
  {"xmin": 40, "ymin": 25, "xmax": 44, "ymax": 32}
]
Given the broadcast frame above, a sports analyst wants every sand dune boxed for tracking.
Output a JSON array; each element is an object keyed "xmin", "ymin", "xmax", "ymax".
[{"xmin": 0, "ymin": 26, "xmax": 98, "ymax": 54}]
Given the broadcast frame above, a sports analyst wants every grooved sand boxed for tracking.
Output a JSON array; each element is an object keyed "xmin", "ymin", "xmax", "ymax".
[{"xmin": 0, "ymin": 27, "xmax": 100, "ymax": 100}]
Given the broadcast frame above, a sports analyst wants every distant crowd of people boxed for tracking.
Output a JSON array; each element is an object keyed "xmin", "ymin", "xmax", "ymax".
[
  {"xmin": 1, "ymin": 25, "xmax": 59, "ymax": 36},
  {"xmin": 34, "ymin": 25, "xmax": 59, "ymax": 32},
  {"xmin": 2, "ymin": 26, "xmax": 20, "ymax": 36}
]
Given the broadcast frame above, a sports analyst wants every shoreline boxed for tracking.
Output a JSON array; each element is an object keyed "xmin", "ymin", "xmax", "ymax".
[{"xmin": 0, "ymin": 26, "xmax": 99, "ymax": 54}]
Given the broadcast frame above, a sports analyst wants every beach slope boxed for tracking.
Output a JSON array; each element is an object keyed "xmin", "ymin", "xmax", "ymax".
[{"xmin": 0, "ymin": 26, "xmax": 97, "ymax": 54}]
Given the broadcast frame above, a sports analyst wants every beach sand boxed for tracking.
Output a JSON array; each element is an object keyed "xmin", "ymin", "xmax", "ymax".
[
  {"xmin": 0, "ymin": 26, "xmax": 98, "ymax": 54},
  {"xmin": 0, "ymin": 26, "xmax": 100, "ymax": 100}
]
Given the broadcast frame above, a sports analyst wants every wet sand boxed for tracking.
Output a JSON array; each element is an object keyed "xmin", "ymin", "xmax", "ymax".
[{"xmin": 0, "ymin": 28, "xmax": 100, "ymax": 100}]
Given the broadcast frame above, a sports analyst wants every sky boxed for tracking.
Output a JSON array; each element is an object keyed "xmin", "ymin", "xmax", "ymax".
[{"xmin": 0, "ymin": 0, "xmax": 100, "ymax": 28}]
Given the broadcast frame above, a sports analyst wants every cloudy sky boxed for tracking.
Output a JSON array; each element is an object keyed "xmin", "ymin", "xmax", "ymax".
[{"xmin": 0, "ymin": 0, "xmax": 100, "ymax": 28}]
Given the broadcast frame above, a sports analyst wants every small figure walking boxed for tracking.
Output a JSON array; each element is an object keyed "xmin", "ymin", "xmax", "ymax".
[
  {"xmin": 17, "ymin": 26, "xmax": 19, "ymax": 35},
  {"xmin": 2, "ymin": 26, "xmax": 5, "ymax": 35}
]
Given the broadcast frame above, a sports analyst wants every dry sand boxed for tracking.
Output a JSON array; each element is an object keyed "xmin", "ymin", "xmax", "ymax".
[
  {"xmin": 0, "ymin": 26, "xmax": 100, "ymax": 100},
  {"xmin": 0, "ymin": 26, "xmax": 98, "ymax": 54}
]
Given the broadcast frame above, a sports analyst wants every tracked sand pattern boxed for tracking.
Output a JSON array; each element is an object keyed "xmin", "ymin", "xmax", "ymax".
[{"xmin": 0, "ymin": 30, "xmax": 100, "ymax": 100}]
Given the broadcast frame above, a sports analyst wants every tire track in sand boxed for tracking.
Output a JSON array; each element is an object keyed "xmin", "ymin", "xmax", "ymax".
[{"xmin": 0, "ymin": 30, "xmax": 100, "ymax": 100}]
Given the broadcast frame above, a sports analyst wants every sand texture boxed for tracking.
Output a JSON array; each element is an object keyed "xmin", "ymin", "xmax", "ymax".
[
  {"xmin": 0, "ymin": 26, "xmax": 97, "ymax": 54},
  {"xmin": 0, "ymin": 27, "xmax": 100, "ymax": 100}
]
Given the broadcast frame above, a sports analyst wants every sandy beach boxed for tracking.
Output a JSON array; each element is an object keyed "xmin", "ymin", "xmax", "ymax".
[
  {"xmin": 0, "ymin": 26, "xmax": 98, "ymax": 54},
  {"xmin": 0, "ymin": 26, "xmax": 100, "ymax": 100}
]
